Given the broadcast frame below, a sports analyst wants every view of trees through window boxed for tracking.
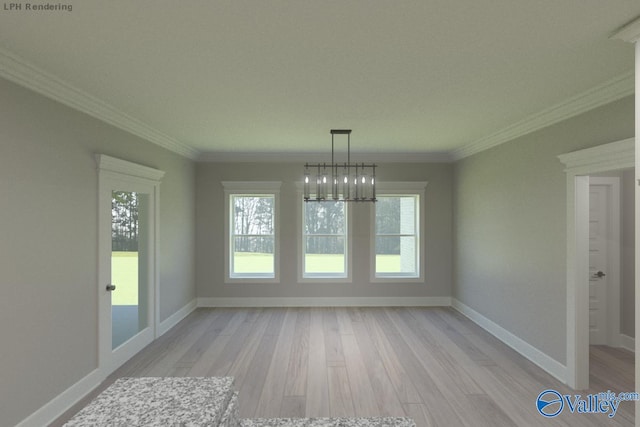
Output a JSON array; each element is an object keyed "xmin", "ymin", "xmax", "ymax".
[
  {"xmin": 111, "ymin": 191, "xmax": 143, "ymax": 306},
  {"xmin": 231, "ymin": 195, "xmax": 275, "ymax": 276},
  {"xmin": 303, "ymin": 200, "xmax": 346, "ymax": 275},
  {"xmin": 112, "ymin": 191, "xmax": 139, "ymax": 251},
  {"xmin": 226, "ymin": 189, "xmax": 420, "ymax": 280}
]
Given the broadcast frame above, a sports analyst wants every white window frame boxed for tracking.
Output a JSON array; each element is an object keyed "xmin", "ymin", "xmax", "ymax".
[
  {"xmin": 370, "ymin": 182, "xmax": 427, "ymax": 283},
  {"xmin": 296, "ymin": 183, "xmax": 352, "ymax": 283},
  {"xmin": 223, "ymin": 181, "xmax": 281, "ymax": 283}
]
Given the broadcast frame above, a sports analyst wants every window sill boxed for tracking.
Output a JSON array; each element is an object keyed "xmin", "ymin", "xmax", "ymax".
[
  {"xmin": 370, "ymin": 276, "xmax": 424, "ymax": 284},
  {"xmin": 225, "ymin": 277, "xmax": 280, "ymax": 284},
  {"xmin": 298, "ymin": 276, "xmax": 352, "ymax": 284}
]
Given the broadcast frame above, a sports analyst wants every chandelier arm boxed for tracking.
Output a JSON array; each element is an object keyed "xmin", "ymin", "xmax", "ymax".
[{"xmin": 304, "ymin": 129, "xmax": 376, "ymax": 202}]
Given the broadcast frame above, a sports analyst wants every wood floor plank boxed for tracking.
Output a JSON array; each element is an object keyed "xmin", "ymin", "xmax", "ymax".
[
  {"xmin": 388, "ymin": 308, "xmax": 484, "ymax": 396},
  {"xmin": 323, "ymin": 308, "xmax": 346, "ymax": 367},
  {"xmin": 175, "ymin": 309, "xmax": 234, "ymax": 368},
  {"xmin": 52, "ymin": 307, "xmax": 636, "ymax": 427},
  {"xmin": 255, "ymin": 308, "xmax": 298, "ymax": 418},
  {"xmin": 142, "ymin": 310, "xmax": 220, "ymax": 376},
  {"xmin": 351, "ymin": 316, "xmax": 405, "ymax": 417},
  {"xmin": 341, "ymin": 333, "xmax": 381, "ymax": 417},
  {"xmin": 204, "ymin": 314, "xmax": 260, "ymax": 377},
  {"xmin": 280, "ymin": 396, "xmax": 306, "ymax": 418},
  {"xmin": 228, "ymin": 309, "xmax": 273, "ymax": 387},
  {"xmin": 237, "ymin": 323, "xmax": 282, "ymax": 418},
  {"xmin": 305, "ymin": 308, "xmax": 330, "ymax": 417},
  {"xmin": 336, "ymin": 307, "xmax": 354, "ymax": 335},
  {"xmin": 364, "ymin": 310, "xmax": 422, "ymax": 404},
  {"xmin": 187, "ymin": 332, "xmax": 234, "ymax": 377},
  {"xmin": 402, "ymin": 403, "xmax": 437, "ymax": 427},
  {"xmin": 284, "ymin": 308, "xmax": 310, "ymax": 397},
  {"xmin": 327, "ymin": 366, "xmax": 356, "ymax": 417},
  {"xmin": 375, "ymin": 310, "xmax": 467, "ymax": 426}
]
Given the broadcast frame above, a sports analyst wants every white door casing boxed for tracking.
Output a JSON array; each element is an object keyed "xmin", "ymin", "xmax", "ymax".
[
  {"xmin": 558, "ymin": 138, "xmax": 632, "ymax": 389},
  {"xmin": 97, "ymin": 155, "xmax": 164, "ymax": 377}
]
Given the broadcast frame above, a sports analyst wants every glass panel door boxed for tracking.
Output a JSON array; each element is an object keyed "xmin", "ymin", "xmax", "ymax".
[{"xmin": 111, "ymin": 190, "xmax": 149, "ymax": 349}]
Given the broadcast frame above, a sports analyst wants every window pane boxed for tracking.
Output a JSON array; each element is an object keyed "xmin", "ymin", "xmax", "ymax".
[
  {"xmin": 304, "ymin": 201, "xmax": 345, "ymax": 235},
  {"xmin": 233, "ymin": 236, "xmax": 274, "ymax": 274},
  {"xmin": 376, "ymin": 196, "xmax": 416, "ymax": 235},
  {"xmin": 376, "ymin": 236, "xmax": 417, "ymax": 274},
  {"xmin": 304, "ymin": 236, "xmax": 345, "ymax": 274},
  {"xmin": 375, "ymin": 194, "xmax": 419, "ymax": 278},
  {"xmin": 232, "ymin": 196, "xmax": 274, "ymax": 235},
  {"xmin": 376, "ymin": 197, "xmax": 400, "ymax": 234}
]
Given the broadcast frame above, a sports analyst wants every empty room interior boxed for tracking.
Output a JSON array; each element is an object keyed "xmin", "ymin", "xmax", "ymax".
[{"xmin": 1, "ymin": 2, "xmax": 640, "ymax": 427}]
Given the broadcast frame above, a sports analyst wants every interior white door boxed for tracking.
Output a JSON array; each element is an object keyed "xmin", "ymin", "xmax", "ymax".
[
  {"xmin": 588, "ymin": 184, "xmax": 609, "ymax": 345},
  {"xmin": 98, "ymin": 155, "xmax": 163, "ymax": 376}
]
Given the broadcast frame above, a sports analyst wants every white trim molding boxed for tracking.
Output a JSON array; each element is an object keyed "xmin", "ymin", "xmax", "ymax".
[
  {"xmin": 199, "ymin": 151, "xmax": 454, "ymax": 163},
  {"xmin": 97, "ymin": 155, "xmax": 164, "ymax": 377},
  {"xmin": 158, "ymin": 299, "xmax": 198, "ymax": 337},
  {"xmin": 96, "ymin": 154, "xmax": 166, "ymax": 182},
  {"xmin": 370, "ymin": 182, "xmax": 429, "ymax": 283},
  {"xmin": 15, "ymin": 369, "xmax": 103, "ymax": 427},
  {"xmin": 452, "ymin": 299, "xmax": 567, "ymax": 383},
  {"xmin": 197, "ymin": 296, "xmax": 452, "ymax": 308},
  {"xmin": 557, "ymin": 138, "xmax": 634, "ymax": 175},
  {"xmin": 620, "ymin": 334, "xmax": 636, "ymax": 353},
  {"xmin": 452, "ymin": 72, "xmax": 634, "ymax": 160},
  {"xmin": 222, "ymin": 181, "xmax": 282, "ymax": 284},
  {"xmin": 0, "ymin": 47, "xmax": 198, "ymax": 160},
  {"xmin": 611, "ymin": 16, "xmax": 640, "ymax": 43},
  {"xmin": 558, "ymin": 138, "xmax": 635, "ymax": 389}
]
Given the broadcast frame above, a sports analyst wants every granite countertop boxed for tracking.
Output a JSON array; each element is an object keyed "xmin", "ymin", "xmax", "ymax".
[
  {"xmin": 240, "ymin": 418, "xmax": 416, "ymax": 427},
  {"xmin": 64, "ymin": 377, "xmax": 235, "ymax": 426}
]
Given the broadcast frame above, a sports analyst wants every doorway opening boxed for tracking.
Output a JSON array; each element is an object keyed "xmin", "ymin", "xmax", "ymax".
[
  {"xmin": 97, "ymin": 154, "xmax": 164, "ymax": 377},
  {"xmin": 558, "ymin": 137, "xmax": 634, "ymax": 391},
  {"xmin": 586, "ymin": 172, "xmax": 635, "ymax": 425}
]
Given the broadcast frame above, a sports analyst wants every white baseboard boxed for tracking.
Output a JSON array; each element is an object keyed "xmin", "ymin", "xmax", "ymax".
[
  {"xmin": 17, "ymin": 299, "xmax": 197, "ymax": 427},
  {"xmin": 15, "ymin": 368, "xmax": 103, "ymax": 427},
  {"xmin": 158, "ymin": 298, "xmax": 198, "ymax": 337},
  {"xmin": 198, "ymin": 296, "xmax": 452, "ymax": 308},
  {"xmin": 452, "ymin": 299, "xmax": 567, "ymax": 383},
  {"xmin": 620, "ymin": 334, "xmax": 635, "ymax": 353}
]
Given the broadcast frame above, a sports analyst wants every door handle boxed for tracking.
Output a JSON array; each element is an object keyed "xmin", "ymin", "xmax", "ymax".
[
  {"xmin": 592, "ymin": 271, "xmax": 606, "ymax": 279},
  {"xmin": 106, "ymin": 284, "xmax": 116, "ymax": 291}
]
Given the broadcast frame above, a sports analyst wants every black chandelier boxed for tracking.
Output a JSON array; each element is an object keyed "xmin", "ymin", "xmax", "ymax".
[{"xmin": 304, "ymin": 129, "xmax": 377, "ymax": 202}]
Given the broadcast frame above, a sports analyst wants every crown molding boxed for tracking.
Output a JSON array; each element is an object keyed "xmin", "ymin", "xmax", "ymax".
[
  {"xmin": 0, "ymin": 46, "xmax": 199, "ymax": 160},
  {"xmin": 611, "ymin": 16, "xmax": 640, "ymax": 43},
  {"xmin": 96, "ymin": 154, "xmax": 166, "ymax": 181},
  {"xmin": 557, "ymin": 137, "xmax": 634, "ymax": 175},
  {"xmin": 451, "ymin": 71, "xmax": 635, "ymax": 160},
  {"xmin": 197, "ymin": 150, "xmax": 454, "ymax": 163}
]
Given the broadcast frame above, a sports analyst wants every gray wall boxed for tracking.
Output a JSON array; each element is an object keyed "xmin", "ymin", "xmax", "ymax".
[
  {"xmin": 453, "ymin": 96, "xmax": 634, "ymax": 365},
  {"xmin": 196, "ymin": 162, "xmax": 453, "ymax": 299},
  {"xmin": 0, "ymin": 77, "xmax": 196, "ymax": 426}
]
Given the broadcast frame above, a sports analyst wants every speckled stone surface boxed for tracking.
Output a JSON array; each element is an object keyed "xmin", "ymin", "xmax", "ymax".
[
  {"xmin": 64, "ymin": 377, "xmax": 235, "ymax": 426},
  {"xmin": 240, "ymin": 418, "xmax": 416, "ymax": 427},
  {"xmin": 219, "ymin": 391, "xmax": 239, "ymax": 427}
]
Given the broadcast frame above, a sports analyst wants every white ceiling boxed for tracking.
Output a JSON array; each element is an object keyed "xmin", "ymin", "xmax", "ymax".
[{"xmin": 0, "ymin": 1, "xmax": 638, "ymax": 161}]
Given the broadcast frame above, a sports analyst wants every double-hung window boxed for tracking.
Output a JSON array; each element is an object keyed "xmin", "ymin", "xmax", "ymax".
[
  {"xmin": 372, "ymin": 182, "xmax": 427, "ymax": 281},
  {"xmin": 301, "ymin": 198, "xmax": 349, "ymax": 280},
  {"xmin": 223, "ymin": 182, "xmax": 281, "ymax": 282}
]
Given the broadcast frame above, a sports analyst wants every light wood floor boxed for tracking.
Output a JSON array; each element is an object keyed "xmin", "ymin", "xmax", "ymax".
[{"xmin": 52, "ymin": 307, "xmax": 634, "ymax": 427}]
